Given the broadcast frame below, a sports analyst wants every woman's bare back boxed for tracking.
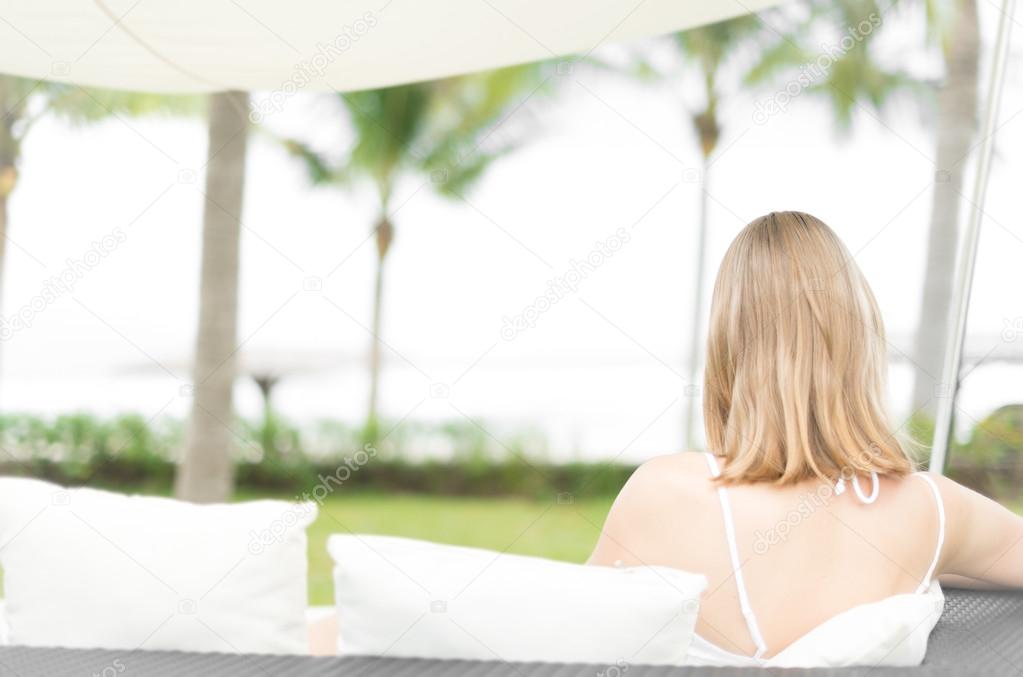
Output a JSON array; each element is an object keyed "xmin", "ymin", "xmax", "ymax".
[{"xmin": 589, "ymin": 452, "xmax": 946, "ymax": 658}]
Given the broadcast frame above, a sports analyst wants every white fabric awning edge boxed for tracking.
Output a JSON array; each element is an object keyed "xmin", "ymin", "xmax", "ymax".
[{"xmin": 0, "ymin": 0, "xmax": 784, "ymax": 93}]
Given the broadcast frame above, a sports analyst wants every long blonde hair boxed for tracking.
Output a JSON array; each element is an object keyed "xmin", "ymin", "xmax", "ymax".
[{"xmin": 703, "ymin": 211, "xmax": 914, "ymax": 484}]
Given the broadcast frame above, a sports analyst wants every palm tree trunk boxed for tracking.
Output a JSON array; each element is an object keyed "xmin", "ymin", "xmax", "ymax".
[
  {"xmin": 0, "ymin": 158, "xmax": 15, "ymax": 321},
  {"xmin": 685, "ymin": 94, "xmax": 719, "ymax": 450},
  {"xmin": 0, "ymin": 163, "xmax": 14, "ymax": 385},
  {"xmin": 366, "ymin": 255, "xmax": 384, "ymax": 434},
  {"xmin": 365, "ymin": 216, "xmax": 393, "ymax": 441},
  {"xmin": 254, "ymin": 374, "xmax": 279, "ymax": 462},
  {"xmin": 175, "ymin": 91, "xmax": 249, "ymax": 503},
  {"xmin": 910, "ymin": 0, "xmax": 980, "ymax": 420},
  {"xmin": 1, "ymin": 82, "xmax": 21, "ymax": 402},
  {"xmin": 0, "ymin": 184, "xmax": 9, "ymax": 318},
  {"xmin": 684, "ymin": 152, "xmax": 711, "ymax": 449}
]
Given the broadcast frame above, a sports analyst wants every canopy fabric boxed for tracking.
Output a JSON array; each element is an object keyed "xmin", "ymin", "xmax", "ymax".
[{"xmin": 0, "ymin": 0, "xmax": 783, "ymax": 93}]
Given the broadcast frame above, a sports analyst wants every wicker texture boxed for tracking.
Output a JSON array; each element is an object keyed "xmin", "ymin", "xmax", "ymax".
[{"xmin": 1, "ymin": 588, "xmax": 1020, "ymax": 676}]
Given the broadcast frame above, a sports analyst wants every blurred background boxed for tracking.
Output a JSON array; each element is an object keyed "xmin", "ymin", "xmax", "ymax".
[{"xmin": 1, "ymin": 0, "xmax": 1021, "ymax": 604}]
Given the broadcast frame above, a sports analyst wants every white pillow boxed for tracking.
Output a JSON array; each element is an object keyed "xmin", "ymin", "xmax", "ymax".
[
  {"xmin": 328, "ymin": 534, "xmax": 706, "ymax": 665},
  {"xmin": 0, "ymin": 477, "xmax": 315, "ymax": 654},
  {"xmin": 0, "ymin": 600, "xmax": 7, "ymax": 645}
]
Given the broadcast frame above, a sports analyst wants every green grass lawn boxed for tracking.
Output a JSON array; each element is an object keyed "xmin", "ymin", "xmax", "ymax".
[
  {"xmin": 306, "ymin": 493, "xmax": 614, "ymax": 605},
  {"xmin": 0, "ymin": 492, "xmax": 614, "ymax": 605},
  {"xmin": 3, "ymin": 491, "xmax": 1023, "ymax": 607}
]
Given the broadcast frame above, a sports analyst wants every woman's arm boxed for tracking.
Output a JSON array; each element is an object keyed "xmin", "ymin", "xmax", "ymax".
[
  {"xmin": 587, "ymin": 454, "xmax": 697, "ymax": 567},
  {"xmin": 933, "ymin": 473, "xmax": 1023, "ymax": 588},
  {"xmin": 586, "ymin": 465, "xmax": 654, "ymax": 567},
  {"xmin": 937, "ymin": 573, "xmax": 1013, "ymax": 590}
]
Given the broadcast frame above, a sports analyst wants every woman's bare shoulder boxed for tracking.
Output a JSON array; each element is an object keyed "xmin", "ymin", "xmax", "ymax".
[
  {"xmin": 611, "ymin": 452, "xmax": 715, "ymax": 514},
  {"xmin": 630, "ymin": 452, "xmax": 713, "ymax": 488},
  {"xmin": 876, "ymin": 471, "xmax": 1023, "ymax": 588},
  {"xmin": 588, "ymin": 452, "xmax": 713, "ymax": 566}
]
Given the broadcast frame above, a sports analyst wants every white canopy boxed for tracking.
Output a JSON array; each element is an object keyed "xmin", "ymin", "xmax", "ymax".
[{"xmin": 0, "ymin": 0, "xmax": 782, "ymax": 93}]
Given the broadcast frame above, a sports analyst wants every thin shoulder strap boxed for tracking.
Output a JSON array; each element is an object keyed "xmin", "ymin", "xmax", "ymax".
[
  {"xmin": 703, "ymin": 453, "xmax": 768, "ymax": 660},
  {"xmin": 912, "ymin": 472, "xmax": 946, "ymax": 593}
]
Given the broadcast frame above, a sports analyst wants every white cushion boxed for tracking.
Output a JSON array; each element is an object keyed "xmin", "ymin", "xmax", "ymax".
[
  {"xmin": 328, "ymin": 534, "xmax": 706, "ymax": 665},
  {"xmin": 306, "ymin": 605, "xmax": 335, "ymax": 624},
  {"xmin": 0, "ymin": 600, "xmax": 7, "ymax": 645},
  {"xmin": 0, "ymin": 477, "xmax": 315, "ymax": 654}
]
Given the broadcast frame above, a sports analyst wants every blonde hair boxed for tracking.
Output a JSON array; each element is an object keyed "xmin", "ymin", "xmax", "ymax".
[{"xmin": 703, "ymin": 211, "xmax": 914, "ymax": 484}]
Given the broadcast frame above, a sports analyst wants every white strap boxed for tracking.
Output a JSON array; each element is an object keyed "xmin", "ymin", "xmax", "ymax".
[
  {"xmin": 834, "ymin": 471, "xmax": 880, "ymax": 504},
  {"xmin": 703, "ymin": 452, "xmax": 722, "ymax": 479},
  {"xmin": 703, "ymin": 453, "xmax": 768, "ymax": 660},
  {"xmin": 912, "ymin": 472, "xmax": 946, "ymax": 593},
  {"xmin": 853, "ymin": 472, "xmax": 880, "ymax": 504}
]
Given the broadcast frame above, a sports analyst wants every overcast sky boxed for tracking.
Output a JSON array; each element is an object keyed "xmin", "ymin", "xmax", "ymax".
[{"xmin": 1, "ymin": 2, "xmax": 1021, "ymax": 462}]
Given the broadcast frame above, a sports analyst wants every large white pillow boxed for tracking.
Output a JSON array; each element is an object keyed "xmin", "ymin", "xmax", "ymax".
[
  {"xmin": 328, "ymin": 534, "xmax": 706, "ymax": 665},
  {"xmin": 0, "ymin": 477, "xmax": 315, "ymax": 654}
]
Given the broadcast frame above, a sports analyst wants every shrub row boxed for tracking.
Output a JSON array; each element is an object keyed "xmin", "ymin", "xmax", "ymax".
[
  {"xmin": 0, "ymin": 413, "xmax": 630, "ymax": 498},
  {"xmin": 1, "ymin": 407, "xmax": 1020, "ymax": 500}
]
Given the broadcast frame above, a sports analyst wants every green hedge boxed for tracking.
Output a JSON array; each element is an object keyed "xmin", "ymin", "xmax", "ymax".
[
  {"xmin": 2, "ymin": 408, "xmax": 1020, "ymax": 500},
  {"xmin": 946, "ymin": 405, "xmax": 1023, "ymax": 501},
  {"xmin": 0, "ymin": 413, "xmax": 632, "ymax": 498}
]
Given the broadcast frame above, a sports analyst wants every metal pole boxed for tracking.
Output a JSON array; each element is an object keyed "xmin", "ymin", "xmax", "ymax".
[
  {"xmin": 685, "ymin": 157, "xmax": 711, "ymax": 450},
  {"xmin": 930, "ymin": 0, "xmax": 1017, "ymax": 473}
]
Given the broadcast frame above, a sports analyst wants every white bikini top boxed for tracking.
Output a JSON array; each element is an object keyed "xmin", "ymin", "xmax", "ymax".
[{"xmin": 685, "ymin": 453, "xmax": 947, "ymax": 669}]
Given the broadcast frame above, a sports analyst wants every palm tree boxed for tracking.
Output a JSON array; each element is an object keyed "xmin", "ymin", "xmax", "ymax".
[
  {"xmin": 175, "ymin": 91, "xmax": 250, "ymax": 503},
  {"xmin": 0, "ymin": 78, "xmax": 196, "ymax": 327},
  {"xmin": 284, "ymin": 65, "xmax": 551, "ymax": 441},
  {"xmin": 0, "ymin": 78, "xmax": 233, "ymax": 501},
  {"xmin": 670, "ymin": 15, "xmax": 763, "ymax": 449},
  {"xmin": 670, "ymin": 1, "xmax": 917, "ymax": 447},
  {"xmin": 0, "ymin": 78, "xmax": 23, "ymax": 321},
  {"xmin": 911, "ymin": 0, "xmax": 980, "ymax": 421}
]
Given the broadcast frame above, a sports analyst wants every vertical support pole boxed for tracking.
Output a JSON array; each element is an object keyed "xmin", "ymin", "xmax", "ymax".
[{"xmin": 930, "ymin": 0, "xmax": 1016, "ymax": 472}]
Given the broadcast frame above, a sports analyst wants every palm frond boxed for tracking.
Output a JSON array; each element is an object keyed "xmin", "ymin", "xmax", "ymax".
[
  {"xmin": 922, "ymin": 0, "xmax": 957, "ymax": 54},
  {"xmin": 46, "ymin": 86, "xmax": 202, "ymax": 124},
  {"xmin": 339, "ymin": 85, "xmax": 430, "ymax": 185},
  {"xmin": 279, "ymin": 137, "xmax": 341, "ymax": 185},
  {"xmin": 417, "ymin": 62, "xmax": 554, "ymax": 196},
  {"xmin": 743, "ymin": 39, "xmax": 816, "ymax": 88},
  {"xmin": 676, "ymin": 14, "xmax": 765, "ymax": 76},
  {"xmin": 433, "ymin": 150, "xmax": 504, "ymax": 198},
  {"xmin": 279, "ymin": 62, "xmax": 556, "ymax": 206}
]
